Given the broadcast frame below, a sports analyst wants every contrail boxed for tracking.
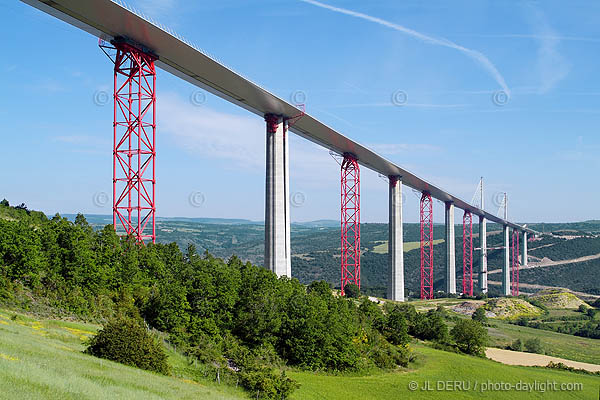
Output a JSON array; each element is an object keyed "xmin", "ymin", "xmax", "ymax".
[{"xmin": 299, "ymin": 0, "xmax": 510, "ymax": 95}]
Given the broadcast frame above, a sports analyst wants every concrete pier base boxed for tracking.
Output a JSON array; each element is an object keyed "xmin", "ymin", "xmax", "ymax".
[
  {"xmin": 387, "ymin": 176, "xmax": 404, "ymax": 301},
  {"xmin": 264, "ymin": 114, "xmax": 291, "ymax": 277}
]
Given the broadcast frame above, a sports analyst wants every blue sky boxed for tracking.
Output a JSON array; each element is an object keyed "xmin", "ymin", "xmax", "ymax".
[{"xmin": 1, "ymin": 0, "xmax": 599, "ymax": 223}]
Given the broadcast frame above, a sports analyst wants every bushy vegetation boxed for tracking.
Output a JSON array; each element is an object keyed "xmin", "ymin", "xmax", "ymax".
[
  {"xmin": 511, "ymin": 305, "xmax": 600, "ymax": 339},
  {"xmin": 471, "ymin": 307, "xmax": 488, "ymax": 325},
  {"xmin": 85, "ymin": 316, "xmax": 170, "ymax": 375},
  {"xmin": 450, "ymin": 320, "xmax": 488, "ymax": 356},
  {"xmin": 529, "ymin": 236, "xmax": 600, "ymax": 261},
  {"xmin": 0, "ymin": 203, "xmax": 422, "ymax": 399},
  {"xmin": 524, "ymin": 338, "xmax": 544, "ymax": 354}
]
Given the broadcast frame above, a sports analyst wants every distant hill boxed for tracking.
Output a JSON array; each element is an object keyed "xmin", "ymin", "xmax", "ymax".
[
  {"xmin": 23, "ymin": 211, "xmax": 600, "ymax": 298},
  {"xmin": 59, "ymin": 214, "xmax": 339, "ymax": 228}
]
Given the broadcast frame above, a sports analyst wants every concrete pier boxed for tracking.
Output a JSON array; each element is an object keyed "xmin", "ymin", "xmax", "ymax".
[
  {"xmin": 502, "ymin": 225, "xmax": 510, "ymax": 296},
  {"xmin": 388, "ymin": 176, "xmax": 404, "ymax": 301},
  {"xmin": 522, "ymin": 232, "xmax": 528, "ymax": 267},
  {"xmin": 445, "ymin": 202, "xmax": 456, "ymax": 294},
  {"xmin": 479, "ymin": 216, "xmax": 488, "ymax": 293},
  {"xmin": 264, "ymin": 114, "xmax": 291, "ymax": 277}
]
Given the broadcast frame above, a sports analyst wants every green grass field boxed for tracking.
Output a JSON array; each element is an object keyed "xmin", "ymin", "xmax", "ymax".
[
  {"xmin": 1, "ymin": 308, "xmax": 599, "ymax": 400},
  {"xmin": 0, "ymin": 309, "xmax": 245, "ymax": 400},
  {"xmin": 488, "ymin": 320, "xmax": 600, "ymax": 365},
  {"xmin": 289, "ymin": 344, "xmax": 599, "ymax": 399}
]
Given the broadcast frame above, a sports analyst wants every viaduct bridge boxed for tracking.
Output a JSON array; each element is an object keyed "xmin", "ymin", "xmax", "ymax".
[{"xmin": 22, "ymin": 0, "xmax": 539, "ymax": 300}]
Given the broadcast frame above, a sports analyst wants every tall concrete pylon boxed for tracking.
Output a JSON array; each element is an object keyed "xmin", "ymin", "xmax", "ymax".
[
  {"xmin": 445, "ymin": 202, "xmax": 456, "ymax": 294},
  {"xmin": 502, "ymin": 225, "xmax": 511, "ymax": 296},
  {"xmin": 478, "ymin": 178, "xmax": 488, "ymax": 293},
  {"xmin": 522, "ymin": 231, "xmax": 528, "ymax": 267},
  {"xmin": 388, "ymin": 176, "xmax": 404, "ymax": 301},
  {"xmin": 264, "ymin": 114, "xmax": 291, "ymax": 277}
]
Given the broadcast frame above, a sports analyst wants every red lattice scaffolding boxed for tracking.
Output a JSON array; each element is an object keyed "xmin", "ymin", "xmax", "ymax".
[
  {"xmin": 511, "ymin": 229, "xmax": 520, "ymax": 296},
  {"xmin": 100, "ymin": 39, "xmax": 157, "ymax": 243},
  {"xmin": 420, "ymin": 192, "xmax": 434, "ymax": 299},
  {"xmin": 462, "ymin": 211, "xmax": 473, "ymax": 296},
  {"xmin": 340, "ymin": 153, "xmax": 360, "ymax": 295}
]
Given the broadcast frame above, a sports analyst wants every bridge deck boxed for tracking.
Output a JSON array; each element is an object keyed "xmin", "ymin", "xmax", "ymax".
[{"xmin": 22, "ymin": 0, "xmax": 536, "ymax": 234}]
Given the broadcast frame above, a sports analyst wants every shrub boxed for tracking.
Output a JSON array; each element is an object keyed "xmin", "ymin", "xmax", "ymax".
[
  {"xmin": 524, "ymin": 338, "xmax": 544, "ymax": 354},
  {"xmin": 472, "ymin": 307, "xmax": 488, "ymax": 325},
  {"xmin": 509, "ymin": 338, "xmax": 523, "ymax": 352},
  {"xmin": 239, "ymin": 368, "xmax": 298, "ymax": 400},
  {"xmin": 578, "ymin": 304, "xmax": 589, "ymax": 313},
  {"xmin": 344, "ymin": 283, "xmax": 360, "ymax": 298},
  {"xmin": 451, "ymin": 320, "xmax": 488, "ymax": 356},
  {"xmin": 85, "ymin": 316, "xmax": 170, "ymax": 375}
]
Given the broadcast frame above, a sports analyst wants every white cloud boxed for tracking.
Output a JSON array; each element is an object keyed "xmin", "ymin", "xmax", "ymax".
[
  {"xmin": 527, "ymin": 7, "xmax": 570, "ymax": 93},
  {"xmin": 299, "ymin": 0, "xmax": 510, "ymax": 95},
  {"xmin": 159, "ymin": 92, "xmax": 265, "ymax": 168},
  {"xmin": 158, "ymin": 93, "xmax": 443, "ymax": 191}
]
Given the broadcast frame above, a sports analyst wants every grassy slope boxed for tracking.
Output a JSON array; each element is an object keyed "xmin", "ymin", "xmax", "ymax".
[
  {"xmin": 488, "ymin": 320, "xmax": 600, "ymax": 365},
  {"xmin": 2, "ymin": 307, "xmax": 599, "ymax": 400},
  {"xmin": 0, "ymin": 309, "xmax": 246, "ymax": 400},
  {"xmin": 290, "ymin": 345, "xmax": 599, "ymax": 400},
  {"xmin": 389, "ymin": 298, "xmax": 600, "ymax": 365}
]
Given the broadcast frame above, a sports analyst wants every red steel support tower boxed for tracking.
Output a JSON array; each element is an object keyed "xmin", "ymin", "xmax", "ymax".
[
  {"xmin": 420, "ymin": 192, "xmax": 434, "ymax": 299},
  {"xmin": 340, "ymin": 153, "xmax": 360, "ymax": 295},
  {"xmin": 100, "ymin": 39, "xmax": 157, "ymax": 243},
  {"xmin": 462, "ymin": 211, "xmax": 473, "ymax": 296},
  {"xmin": 511, "ymin": 229, "xmax": 520, "ymax": 296}
]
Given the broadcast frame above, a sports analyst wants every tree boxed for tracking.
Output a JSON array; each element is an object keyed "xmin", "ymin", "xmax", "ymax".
[
  {"xmin": 0, "ymin": 199, "xmax": 8, "ymax": 207},
  {"xmin": 472, "ymin": 307, "xmax": 488, "ymax": 325},
  {"xmin": 451, "ymin": 320, "xmax": 488, "ymax": 356},
  {"xmin": 384, "ymin": 306, "xmax": 410, "ymax": 346},
  {"xmin": 344, "ymin": 283, "xmax": 360, "ymax": 298},
  {"xmin": 413, "ymin": 311, "xmax": 448, "ymax": 343}
]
